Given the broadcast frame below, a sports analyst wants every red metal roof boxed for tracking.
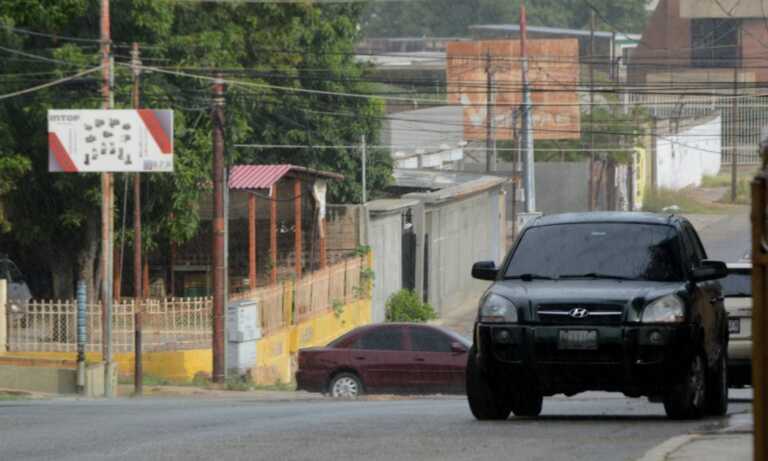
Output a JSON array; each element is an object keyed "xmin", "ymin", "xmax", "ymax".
[
  {"xmin": 229, "ymin": 165, "xmax": 292, "ymax": 190},
  {"xmin": 228, "ymin": 164, "xmax": 343, "ymax": 190}
]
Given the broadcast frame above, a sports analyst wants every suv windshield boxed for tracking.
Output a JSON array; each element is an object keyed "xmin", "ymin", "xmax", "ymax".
[{"xmin": 505, "ymin": 223, "xmax": 684, "ymax": 282}]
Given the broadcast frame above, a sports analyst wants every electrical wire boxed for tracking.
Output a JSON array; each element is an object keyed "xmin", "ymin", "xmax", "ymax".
[{"xmin": 0, "ymin": 66, "xmax": 102, "ymax": 101}]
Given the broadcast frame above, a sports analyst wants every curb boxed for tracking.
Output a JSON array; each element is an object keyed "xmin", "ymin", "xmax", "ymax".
[{"xmin": 635, "ymin": 434, "xmax": 700, "ymax": 461}]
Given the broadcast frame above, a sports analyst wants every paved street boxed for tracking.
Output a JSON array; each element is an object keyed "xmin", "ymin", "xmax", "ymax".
[
  {"xmin": 0, "ymin": 393, "xmax": 751, "ymax": 461},
  {"xmin": 685, "ymin": 209, "xmax": 751, "ymax": 262}
]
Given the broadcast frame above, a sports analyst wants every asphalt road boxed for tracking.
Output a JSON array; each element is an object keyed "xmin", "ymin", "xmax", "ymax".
[
  {"xmin": 0, "ymin": 393, "xmax": 751, "ymax": 461},
  {"xmin": 686, "ymin": 210, "xmax": 751, "ymax": 262}
]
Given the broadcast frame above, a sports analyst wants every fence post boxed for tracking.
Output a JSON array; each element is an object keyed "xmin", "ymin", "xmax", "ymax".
[
  {"xmin": 76, "ymin": 281, "xmax": 87, "ymax": 394},
  {"xmin": 0, "ymin": 279, "xmax": 7, "ymax": 353}
]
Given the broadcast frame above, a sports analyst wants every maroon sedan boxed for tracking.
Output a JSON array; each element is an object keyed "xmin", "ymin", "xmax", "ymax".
[{"xmin": 296, "ymin": 323, "xmax": 470, "ymax": 398}]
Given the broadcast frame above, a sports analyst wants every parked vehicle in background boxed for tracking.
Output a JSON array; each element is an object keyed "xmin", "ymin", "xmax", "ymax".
[
  {"xmin": 723, "ymin": 263, "xmax": 752, "ymax": 387},
  {"xmin": 0, "ymin": 254, "xmax": 31, "ymax": 314},
  {"xmin": 296, "ymin": 323, "xmax": 470, "ymax": 398},
  {"xmin": 468, "ymin": 212, "xmax": 729, "ymax": 420}
]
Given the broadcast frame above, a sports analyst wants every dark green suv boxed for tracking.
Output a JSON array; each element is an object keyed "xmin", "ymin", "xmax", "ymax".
[{"xmin": 468, "ymin": 213, "xmax": 729, "ymax": 420}]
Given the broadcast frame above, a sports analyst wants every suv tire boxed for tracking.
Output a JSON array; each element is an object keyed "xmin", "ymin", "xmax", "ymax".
[
  {"xmin": 510, "ymin": 379, "xmax": 543, "ymax": 417},
  {"xmin": 706, "ymin": 349, "xmax": 728, "ymax": 416},
  {"xmin": 466, "ymin": 346, "xmax": 512, "ymax": 420},
  {"xmin": 664, "ymin": 352, "xmax": 707, "ymax": 420}
]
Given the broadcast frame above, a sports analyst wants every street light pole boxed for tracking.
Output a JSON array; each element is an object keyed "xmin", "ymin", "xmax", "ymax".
[{"xmin": 520, "ymin": 0, "xmax": 535, "ymax": 212}]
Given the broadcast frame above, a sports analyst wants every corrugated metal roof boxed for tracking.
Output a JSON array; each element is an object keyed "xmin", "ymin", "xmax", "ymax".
[
  {"xmin": 470, "ymin": 24, "xmax": 615, "ymax": 39},
  {"xmin": 228, "ymin": 164, "xmax": 344, "ymax": 190},
  {"xmin": 229, "ymin": 165, "xmax": 293, "ymax": 190}
]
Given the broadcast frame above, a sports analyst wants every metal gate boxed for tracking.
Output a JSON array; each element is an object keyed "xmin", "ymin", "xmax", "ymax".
[
  {"xmin": 751, "ymin": 145, "xmax": 768, "ymax": 461},
  {"xmin": 401, "ymin": 209, "xmax": 416, "ymax": 292}
]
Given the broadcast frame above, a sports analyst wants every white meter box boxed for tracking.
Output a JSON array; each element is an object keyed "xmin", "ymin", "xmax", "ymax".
[{"xmin": 48, "ymin": 109, "xmax": 174, "ymax": 173}]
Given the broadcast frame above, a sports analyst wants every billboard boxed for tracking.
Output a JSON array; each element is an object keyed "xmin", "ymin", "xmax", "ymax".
[
  {"xmin": 446, "ymin": 39, "xmax": 581, "ymax": 141},
  {"xmin": 48, "ymin": 109, "xmax": 173, "ymax": 173}
]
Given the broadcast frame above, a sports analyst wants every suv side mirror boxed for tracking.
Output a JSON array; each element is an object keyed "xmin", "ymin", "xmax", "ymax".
[
  {"xmin": 691, "ymin": 260, "xmax": 728, "ymax": 282},
  {"xmin": 472, "ymin": 261, "xmax": 498, "ymax": 281}
]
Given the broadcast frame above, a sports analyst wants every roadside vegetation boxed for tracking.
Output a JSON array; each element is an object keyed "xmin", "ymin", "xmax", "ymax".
[{"xmin": 385, "ymin": 289, "xmax": 437, "ymax": 322}]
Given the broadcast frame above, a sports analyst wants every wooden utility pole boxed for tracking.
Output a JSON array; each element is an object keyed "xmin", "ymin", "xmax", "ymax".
[
  {"xmin": 248, "ymin": 193, "xmax": 257, "ymax": 289},
  {"xmin": 130, "ymin": 42, "xmax": 143, "ymax": 396},
  {"xmin": 100, "ymin": 0, "xmax": 115, "ymax": 398},
  {"xmin": 294, "ymin": 179, "xmax": 303, "ymax": 279},
  {"xmin": 588, "ymin": 9, "xmax": 596, "ymax": 211},
  {"xmin": 485, "ymin": 50, "xmax": 496, "ymax": 173},
  {"xmin": 211, "ymin": 75, "xmax": 226, "ymax": 383},
  {"xmin": 270, "ymin": 185, "xmax": 278, "ymax": 285}
]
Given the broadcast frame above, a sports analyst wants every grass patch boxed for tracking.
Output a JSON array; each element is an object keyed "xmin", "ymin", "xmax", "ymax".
[
  {"xmin": 717, "ymin": 177, "xmax": 751, "ymax": 205},
  {"xmin": 643, "ymin": 188, "xmax": 723, "ymax": 214},
  {"xmin": 0, "ymin": 391, "xmax": 31, "ymax": 401},
  {"xmin": 701, "ymin": 174, "xmax": 732, "ymax": 188},
  {"xmin": 118, "ymin": 375, "xmax": 197, "ymax": 387}
]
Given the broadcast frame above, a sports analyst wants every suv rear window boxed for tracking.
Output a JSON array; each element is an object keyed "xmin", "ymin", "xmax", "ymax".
[{"xmin": 505, "ymin": 223, "xmax": 684, "ymax": 282}]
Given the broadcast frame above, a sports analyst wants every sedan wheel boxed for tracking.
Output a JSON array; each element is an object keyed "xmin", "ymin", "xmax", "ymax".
[{"xmin": 329, "ymin": 373, "xmax": 363, "ymax": 399}]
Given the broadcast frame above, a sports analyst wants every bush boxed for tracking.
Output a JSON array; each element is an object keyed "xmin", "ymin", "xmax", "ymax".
[{"xmin": 385, "ymin": 290, "xmax": 437, "ymax": 323}]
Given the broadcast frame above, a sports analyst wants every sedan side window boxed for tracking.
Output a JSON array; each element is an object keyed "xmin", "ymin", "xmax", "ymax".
[
  {"xmin": 410, "ymin": 328, "xmax": 452, "ymax": 353},
  {"xmin": 356, "ymin": 328, "xmax": 404, "ymax": 351}
]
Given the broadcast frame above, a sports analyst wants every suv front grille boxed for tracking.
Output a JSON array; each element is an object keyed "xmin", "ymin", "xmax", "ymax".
[{"xmin": 536, "ymin": 303, "xmax": 624, "ymax": 325}]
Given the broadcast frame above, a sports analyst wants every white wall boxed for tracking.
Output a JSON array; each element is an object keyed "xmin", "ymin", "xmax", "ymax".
[{"xmin": 656, "ymin": 116, "xmax": 722, "ymax": 190}]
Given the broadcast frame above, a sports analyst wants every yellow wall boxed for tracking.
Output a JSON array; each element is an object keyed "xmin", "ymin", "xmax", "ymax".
[
  {"xmin": 251, "ymin": 298, "xmax": 372, "ymax": 385},
  {"xmin": 0, "ymin": 349, "xmax": 212, "ymax": 382},
  {"xmin": 2, "ymin": 297, "xmax": 372, "ymax": 385}
]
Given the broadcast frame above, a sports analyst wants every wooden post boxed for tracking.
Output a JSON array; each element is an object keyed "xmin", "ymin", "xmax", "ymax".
[
  {"xmin": 752, "ymin": 174, "xmax": 767, "ymax": 461},
  {"xmin": 294, "ymin": 179, "xmax": 303, "ymax": 279},
  {"xmin": 319, "ymin": 216, "xmax": 327, "ymax": 269},
  {"xmin": 270, "ymin": 184, "xmax": 278, "ymax": 284},
  {"xmin": 248, "ymin": 193, "xmax": 257, "ymax": 289},
  {"xmin": 142, "ymin": 258, "xmax": 150, "ymax": 298},
  {"xmin": 0, "ymin": 279, "xmax": 6, "ymax": 353}
]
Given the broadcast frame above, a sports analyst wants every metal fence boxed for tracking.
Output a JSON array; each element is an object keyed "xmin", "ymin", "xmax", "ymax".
[
  {"xmin": 627, "ymin": 91, "xmax": 768, "ymax": 165},
  {"xmin": 5, "ymin": 255, "xmax": 369, "ymax": 353},
  {"xmin": 6, "ymin": 297, "xmax": 212, "ymax": 353}
]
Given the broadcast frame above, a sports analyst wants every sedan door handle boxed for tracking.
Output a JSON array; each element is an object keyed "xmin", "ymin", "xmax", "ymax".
[
  {"xmin": 354, "ymin": 356, "xmax": 366, "ymax": 361},
  {"xmin": 414, "ymin": 357, "xmax": 425, "ymax": 362}
]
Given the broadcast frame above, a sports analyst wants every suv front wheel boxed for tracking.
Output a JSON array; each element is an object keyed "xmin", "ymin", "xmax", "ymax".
[
  {"xmin": 663, "ymin": 351, "xmax": 707, "ymax": 419},
  {"xmin": 466, "ymin": 346, "xmax": 512, "ymax": 420}
]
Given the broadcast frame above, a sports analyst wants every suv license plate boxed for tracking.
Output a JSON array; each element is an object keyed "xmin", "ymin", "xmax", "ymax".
[
  {"xmin": 728, "ymin": 318, "xmax": 741, "ymax": 334},
  {"xmin": 558, "ymin": 330, "xmax": 598, "ymax": 350}
]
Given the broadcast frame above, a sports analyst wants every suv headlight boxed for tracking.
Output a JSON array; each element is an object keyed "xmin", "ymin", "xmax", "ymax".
[
  {"xmin": 480, "ymin": 293, "xmax": 518, "ymax": 323},
  {"xmin": 641, "ymin": 295, "xmax": 684, "ymax": 323}
]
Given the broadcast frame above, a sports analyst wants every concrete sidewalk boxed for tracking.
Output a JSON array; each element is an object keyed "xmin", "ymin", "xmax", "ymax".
[{"xmin": 637, "ymin": 412, "xmax": 753, "ymax": 461}]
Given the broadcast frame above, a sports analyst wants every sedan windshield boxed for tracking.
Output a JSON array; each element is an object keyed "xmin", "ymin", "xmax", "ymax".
[{"xmin": 505, "ymin": 223, "xmax": 684, "ymax": 282}]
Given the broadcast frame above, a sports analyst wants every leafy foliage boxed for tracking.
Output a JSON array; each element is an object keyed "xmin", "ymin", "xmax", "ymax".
[
  {"xmin": 363, "ymin": 0, "xmax": 649, "ymax": 38},
  {"xmin": 385, "ymin": 289, "xmax": 437, "ymax": 323},
  {"xmin": 0, "ymin": 1, "xmax": 389, "ymax": 297}
]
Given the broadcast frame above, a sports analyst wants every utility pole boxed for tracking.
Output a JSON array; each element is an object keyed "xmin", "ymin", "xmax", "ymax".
[
  {"xmin": 361, "ymin": 135, "xmax": 367, "ymax": 204},
  {"xmin": 100, "ymin": 0, "xmax": 115, "ymax": 398},
  {"xmin": 588, "ymin": 9, "xmax": 596, "ymax": 211},
  {"xmin": 731, "ymin": 67, "xmax": 739, "ymax": 203},
  {"xmin": 485, "ymin": 50, "xmax": 497, "ymax": 173},
  {"xmin": 211, "ymin": 75, "xmax": 226, "ymax": 383},
  {"xmin": 130, "ymin": 42, "xmax": 143, "ymax": 396},
  {"xmin": 520, "ymin": 1, "xmax": 535, "ymax": 212}
]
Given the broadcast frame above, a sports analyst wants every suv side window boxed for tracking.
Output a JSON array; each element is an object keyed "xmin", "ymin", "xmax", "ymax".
[{"xmin": 678, "ymin": 224, "xmax": 701, "ymax": 271}]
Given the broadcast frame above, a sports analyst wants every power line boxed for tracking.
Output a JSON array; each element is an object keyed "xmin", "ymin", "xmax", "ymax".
[{"xmin": 0, "ymin": 66, "xmax": 102, "ymax": 100}]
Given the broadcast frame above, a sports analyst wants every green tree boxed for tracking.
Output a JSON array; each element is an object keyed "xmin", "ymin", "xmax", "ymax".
[
  {"xmin": 363, "ymin": 0, "xmax": 648, "ymax": 38},
  {"xmin": 0, "ymin": 1, "xmax": 388, "ymax": 299}
]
